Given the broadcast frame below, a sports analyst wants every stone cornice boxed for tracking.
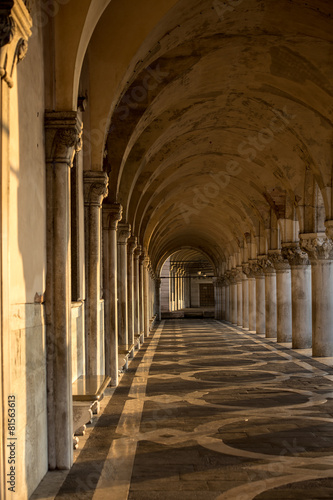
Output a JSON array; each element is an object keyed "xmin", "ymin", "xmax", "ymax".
[
  {"xmin": 117, "ymin": 223, "xmax": 131, "ymax": 244},
  {"xmin": 0, "ymin": 0, "xmax": 32, "ymax": 87},
  {"xmin": 282, "ymin": 243, "xmax": 310, "ymax": 267},
  {"xmin": 102, "ymin": 202, "xmax": 123, "ymax": 230},
  {"xmin": 45, "ymin": 111, "xmax": 83, "ymax": 167},
  {"xmin": 299, "ymin": 233, "xmax": 333, "ymax": 261},
  {"xmin": 83, "ymin": 171, "xmax": 108, "ymax": 207}
]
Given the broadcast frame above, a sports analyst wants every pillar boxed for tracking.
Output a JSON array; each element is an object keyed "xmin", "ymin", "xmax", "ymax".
[
  {"xmin": 155, "ymin": 278, "xmax": 161, "ymax": 321},
  {"xmin": 84, "ymin": 172, "xmax": 109, "ymax": 375},
  {"xmin": 117, "ymin": 223, "xmax": 131, "ymax": 348},
  {"xmin": 134, "ymin": 245, "xmax": 142, "ymax": 341},
  {"xmin": 45, "ymin": 112, "xmax": 82, "ymax": 469},
  {"xmin": 127, "ymin": 236, "xmax": 137, "ymax": 348},
  {"xmin": 228, "ymin": 271, "xmax": 237, "ymax": 325},
  {"xmin": 270, "ymin": 251, "xmax": 292, "ymax": 343},
  {"xmin": 252, "ymin": 261, "xmax": 265, "ymax": 334},
  {"xmin": 0, "ymin": 1, "xmax": 32, "ymax": 484},
  {"xmin": 224, "ymin": 276, "xmax": 230, "ymax": 322},
  {"xmin": 262, "ymin": 257, "xmax": 277, "ymax": 339},
  {"xmin": 221, "ymin": 279, "xmax": 226, "ymax": 320},
  {"xmin": 300, "ymin": 233, "xmax": 333, "ymax": 356},
  {"xmin": 102, "ymin": 203, "xmax": 123, "ymax": 386},
  {"xmin": 283, "ymin": 244, "xmax": 312, "ymax": 349},
  {"xmin": 236, "ymin": 267, "xmax": 243, "ymax": 327},
  {"xmin": 242, "ymin": 269, "xmax": 249, "ymax": 329},
  {"xmin": 143, "ymin": 254, "xmax": 150, "ymax": 337},
  {"xmin": 139, "ymin": 254, "xmax": 145, "ymax": 336}
]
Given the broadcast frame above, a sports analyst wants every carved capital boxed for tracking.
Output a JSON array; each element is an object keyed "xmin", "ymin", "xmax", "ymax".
[
  {"xmin": 84, "ymin": 171, "xmax": 108, "ymax": 207},
  {"xmin": 117, "ymin": 223, "xmax": 131, "ymax": 245},
  {"xmin": 267, "ymin": 250, "xmax": 290, "ymax": 272},
  {"xmin": 300, "ymin": 233, "xmax": 333, "ymax": 261},
  {"xmin": 127, "ymin": 236, "xmax": 137, "ymax": 255},
  {"xmin": 242, "ymin": 262, "xmax": 255, "ymax": 278},
  {"xmin": 134, "ymin": 244, "xmax": 142, "ymax": 260},
  {"xmin": 282, "ymin": 244, "xmax": 310, "ymax": 267},
  {"xmin": 102, "ymin": 202, "xmax": 123, "ymax": 230},
  {"xmin": 45, "ymin": 112, "xmax": 83, "ymax": 167},
  {"xmin": 0, "ymin": 0, "xmax": 32, "ymax": 87},
  {"xmin": 225, "ymin": 270, "xmax": 236, "ymax": 285}
]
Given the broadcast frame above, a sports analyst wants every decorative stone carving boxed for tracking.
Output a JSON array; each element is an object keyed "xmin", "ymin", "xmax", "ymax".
[
  {"xmin": 249, "ymin": 259, "xmax": 264, "ymax": 277},
  {"xmin": 134, "ymin": 244, "xmax": 142, "ymax": 260},
  {"xmin": 282, "ymin": 244, "xmax": 310, "ymax": 267},
  {"xmin": 242, "ymin": 263, "xmax": 255, "ymax": 278},
  {"xmin": 45, "ymin": 111, "xmax": 83, "ymax": 167},
  {"xmin": 268, "ymin": 250, "xmax": 290, "ymax": 272},
  {"xmin": 117, "ymin": 223, "xmax": 131, "ymax": 245},
  {"xmin": 102, "ymin": 202, "xmax": 123, "ymax": 230},
  {"xmin": 235, "ymin": 266, "xmax": 244, "ymax": 282},
  {"xmin": 258, "ymin": 255, "xmax": 275, "ymax": 274},
  {"xmin": 83, "ymin": 171, "xmax": 109, "ymax": 207},
  {"xmin": 127, "ymin": 236, "xmax": 137, "ymax": 255},
  {"xmin": 0, "ymin": 0, "xmax": 32, "ymax": 87},
  {"xmin": 225, "ymin": 270, "xmax": 236, "ymax": 284},
  {"xmin": 300, "ymin": 233, "xmax": 333, "ymax": 261}
]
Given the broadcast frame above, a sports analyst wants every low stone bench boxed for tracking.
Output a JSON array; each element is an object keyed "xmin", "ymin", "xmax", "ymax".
[
  {"xmin": 135, "ymin": 332, "xmax": 144, "ymax": 350},
  {"xmin": 72, "ymin": 375, "xmax": 111, "ymax": 448}
]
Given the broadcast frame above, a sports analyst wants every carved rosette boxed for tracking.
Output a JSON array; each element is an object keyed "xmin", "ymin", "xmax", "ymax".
[
  {"xmin": 268, "ymin": 250, "xmax": 290, "ymax": 272},
  {"xmin": 102, "ymin": 202, "xmax": 123, "ymax": 231},
  {"xmin": 117, "ymin": 223, "xmax": 131, "ymax": 245},
  {"xmin": 0, "ymin": 0, "xmax": 32, "ymax": 87},
  {"xmin": 84, "ymin": 171, "xmax": 109, "ymax": 207},
  {"xmin": 281, "ymin": 244, "xmax": 310, "ymax": 267},
  {"xmin": 134, "ymin": 244, "xmax": 142, "ymax": 260},
  {"xmin": 300, "ymin": 233, "xmax": 333, "ymax": 261},
  {"xmin": 127, "ymin": 236, "xmax": 137, "ymax": 256},
  {"xmin": 45, "ymin": 111, "xmax": 83, "ymax": 167}
]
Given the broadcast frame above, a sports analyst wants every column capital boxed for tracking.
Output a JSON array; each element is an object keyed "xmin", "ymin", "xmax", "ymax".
[
  {"xmin": 83, "ymin": 171, "xmax": 108, "ymax": 207},
  {"xmin": 225, "ymin": 270, "xmax": 236, "ymax": 284},
  {"xmin": 249, "ymin": 259, "xmax": 264, "ymax": 277},
  {"xmin": 268, "ymin": 249, "xmax": 290, "ymax": 272},
  {"xmin": 282, "ymin": 243, "xmax": 310, "ymax": 267},
  {"xmin": 235, "ymin": 265, "xmax": 245, "ymax": 282},
  {"xmin": 1, "ymin": 0, "xmax": 32, "ymax": 88},
  {"xmin": 299, "ymin": 232, "xmax": 333, "ymax": 261},
  {"xmin": 127, "ymin": 236, "xmax": 137, "ymax": 255},
  {"xmin": 102, "ymin": 202, "xmax": 123, "ymax": 230},
  {"xmin": 257, "ymin": 255, "xmax": 275, "ymax": 275},
  {"xmin": 134, "ymin": 244, "xmax": 142, "ymax": 260},
  {"xmin": 242, "ymin": 262, "xmax": 255, "ymax": 278},
  {"xmin": 117, "ymin": 222, "xmax": 131, "ymax": 244},
  {"xmin": 45, "ymin": 111, "xmax": 83, "ymax": 167}
]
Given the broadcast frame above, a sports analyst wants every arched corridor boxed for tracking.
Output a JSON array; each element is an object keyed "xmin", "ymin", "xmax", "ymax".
[
  {"xmin": 32, "ymin": 319, "xmax": 333, "ymax": 499},
  {"xmin": 1, "ymin": 0, "xmax": 333, "ymax": 498}
]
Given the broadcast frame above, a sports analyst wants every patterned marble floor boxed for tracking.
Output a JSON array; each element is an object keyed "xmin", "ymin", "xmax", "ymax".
[{"xmin": 32, "ymin": 320, "xmax": 333, "ymax": 500}]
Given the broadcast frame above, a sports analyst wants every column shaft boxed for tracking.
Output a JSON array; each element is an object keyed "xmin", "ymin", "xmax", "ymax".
[{"xmin": 117, "ymin": 223, "xmax": 131, "ymax": 348}]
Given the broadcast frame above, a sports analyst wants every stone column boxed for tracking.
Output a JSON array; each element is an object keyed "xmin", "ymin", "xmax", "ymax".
[
  {"xmin": 245, "ymin": 263, "xmax": 256, "ymax": 332},
  {"xmin": 143, "ymin": 254, "xmax": 150, "ymax": 338},
  {"xmin": 139, "ymin": 254, "xmax": 145, "ymax": 336},
  {"xmin": 241, "ymin": 269, "xmax": 249, "ymax": 330},
  {"xmin": 262, "ymin": 257, "xmax": 277, "ymax": 339},
  {"xmin": 213, "ymin": 278, "xmax": 219, "ymax": 319},
  {"xmin": 270, "ymin": 251, "xmax": 292, "ymax": 343},
  {"xmin": 221, "ymin": 279, "xmax": 226, "ymax": 320},
  {"xmin": 134, "ymin": 245, "xmax": 142, "ymax": 342},
  {"xmin": 127, "ymin": 236, "xmax": 137, "ymax": 348},
  {"xmin": 117, "ymin": 223, "xmax": 131, "ymax": 349},
  {"xmin": 102, "ymin": 203, "xmax": 122, "ymax": 386},
  {"xmin": 283, "ymin": 244, "xmax": 312, "ymax": 349},
  {"xmin": 155, "ymin": 278, "xmax": 162, "ymax": 321},
  {"xmin": 228, "ymin": 271, "xmax": 237, "ymax": 325},
  {"xmin": 300, "ymin": 233, "xmax": 333, "ymax": 356},
  {"xmin": 84, "ymin": 172, "xmax": 108, "ymax": 375},
  {"xmin": 224, "ymin": 276, "xmax": 230, "ymax": 322},
  {"xmin": 45, "ymin": 112, "xmax": 82, "ymax": 469},
  {"xmin": 252, "ymin": 261, "xmax": 265, "ymax": 334},
  {"xmin": 236, "ymin": 267, "xmax": 243, "ymax": 327}
]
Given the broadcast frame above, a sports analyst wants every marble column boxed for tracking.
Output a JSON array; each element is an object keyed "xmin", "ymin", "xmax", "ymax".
[
  {"xmin": 283, "ymin": 244, "xmax": 312, "ymax": 349},
  {"xmin": 117, "ymin": 223, "xmax": 131, "ymax": 349},
  {"xmin": 252, "ymin": 261, "xmax": 265, "ymax": 334},
  {"xmin": 134, "ymin": 245, "xmax": 142, "ymax": 341},
  {"xmin": 84, "ymin": 172, "xmax": 109, "ymax": 375},
  {"xmin": 45, "ymin": 112, "xmax": 82, "ymax": 469},
  {"xmin": 270, "ymin": 251, "xmax": 292, "ymax": 343},
  {"xmin": 221, "ymin": 279, "xmax": 226, "ymax": 320},
  {"xmin": 139, "ymin": 254, "xmax": 145, "ymax": 340},
  {"xmin": 241, "ymin": 269, "xmax": 249, "ymax": 330},
  {"xmin": 102, "ymin": 203, "xmax": 123, "ymax": 386},
  {"xmin": 236, "ymin": 267, "xmax": 243, "ymax": 327},
  {"xmin": 213, "ymin": 278, "xmax": 219, "ymax": 319},
  {"xmin": 300, "ymin": 233, "xmax": 333, "ymax": 356},
  {"xmin": 262, "ymin": 257, "xmax": 277, "ymax": 339},
  {"xmin": 127, "ymin": 236, "xmax": 137, "ymax": 348},
  {"xmin": 228, "ymin": 271, "xmax": 237, "ymax": 325}
]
